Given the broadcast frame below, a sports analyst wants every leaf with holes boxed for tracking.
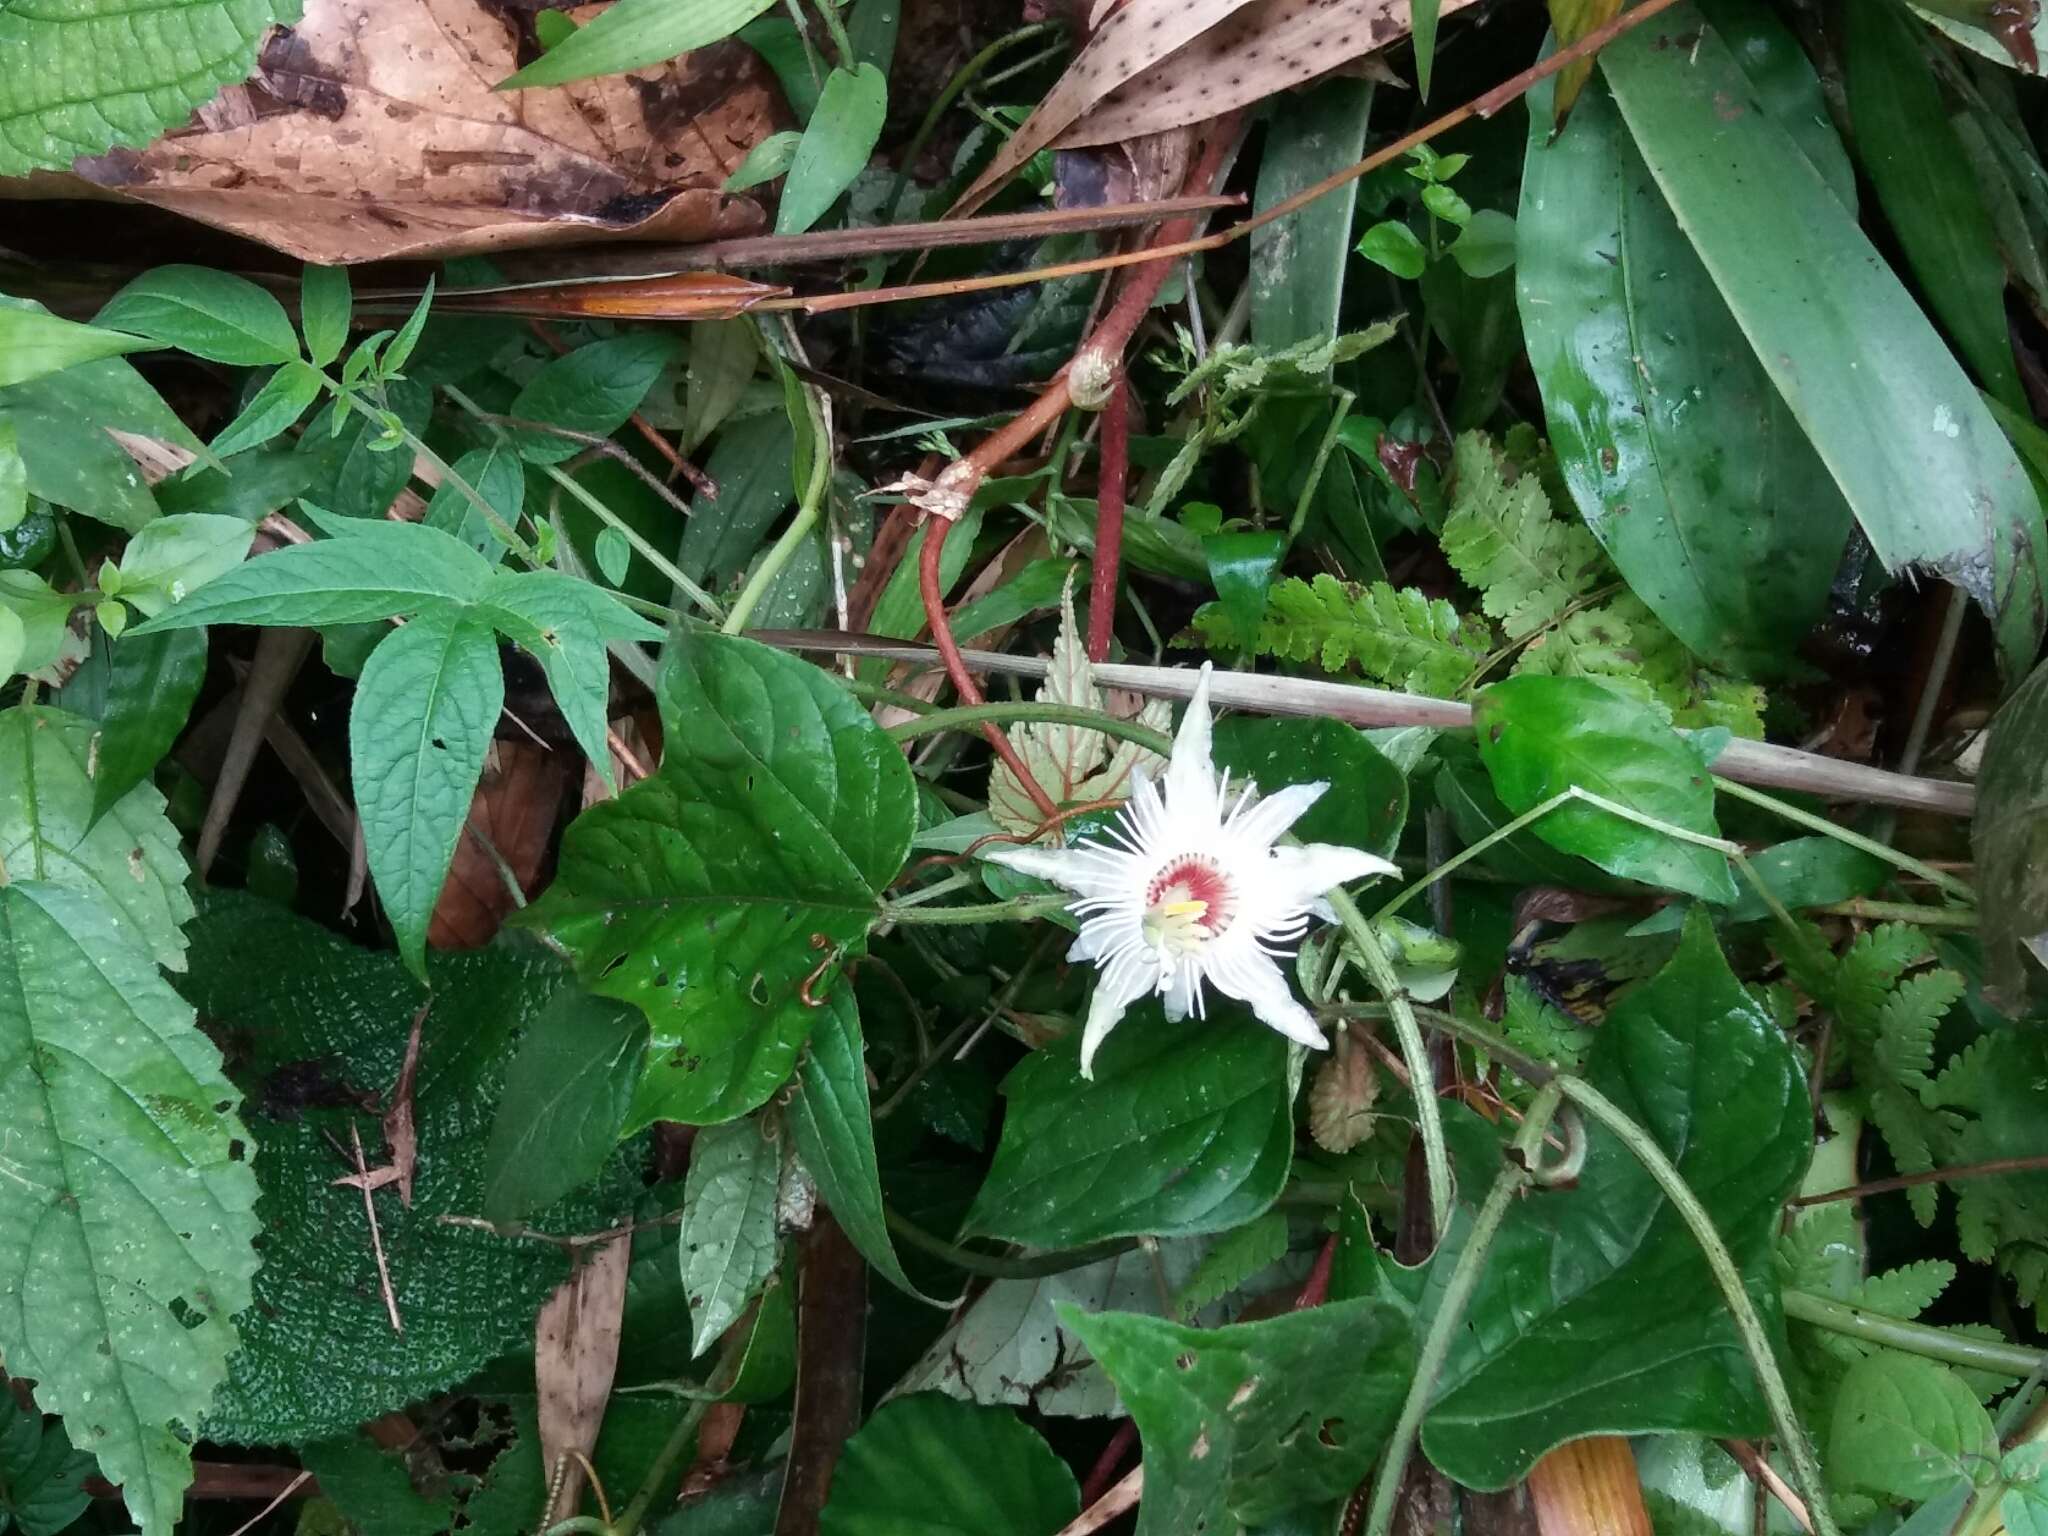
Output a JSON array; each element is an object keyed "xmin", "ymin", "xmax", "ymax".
[
  {"xmin": 1065, "ymin": 1298, "xmax": 1414, "ymax": 1535},
  {"xmin": 519, "ymin": 630, "xmax": 915, "ymax": 1128},
  {"xmin": 0, "ymin": 881, "xmax": 261, "ymax": 1536},
  {"xmin": 0, "ymin": 705, "xmax": 195, "ymax": 970}
]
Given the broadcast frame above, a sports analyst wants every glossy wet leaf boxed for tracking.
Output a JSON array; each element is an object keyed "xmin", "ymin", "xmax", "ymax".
[
  {"xmin": 1397, "ymin": 913, "xmax": 1811, "ymax": 1487},
  {"xmin": 679, "ymin": 1117, "xmax": 781, "ymax": 1357},
  {"xmin": 1599, "ymin": 3, "xmax": 2048, "ymax": 684},
  {"xmin": 1065, "ymin": 1298, "xmax": 1414, "ymax": 1534},
  {"xmin": 820, "ymin": 1394, "xmax": 1079, "ymax": 1536},
  {"xmin": 349, "ymin": 604, "xmax": 505, "ymax": 979},
  {"xmin": 0, "ymin": 705, "xmax": 195, "ymax": 970},
  {"xmin": 1212, "ymin": 715, "xmax": 1409, "ymax": 859},
  {"xmin": 209, "ymin": 360, "xmax": 325, "ymax": 457},
  {"xmin": 966, "ymin": 1004, "xmax": 1294, "ymax": 1248},
  {"xmin": 1971, "ymin": 655, "xmax": 2048, "ymax": 1008},
  {"xmin": 1473, "ymin": 675, "xmax": 1736, "ymax": 902},
  {"xmin": 0, "ymin": 305, "xmax": 154, "ymax": 388},
  {"xmin": 175, "ymin": 894, "xmax": 638, "ymax": 1444},
  {"xmin": 96, "ymin": 266, "xmax": 300, "ymax": 367},
  {"xmin": 1518, "ymin": 3, "xmax": 1853, "ymax": 675},
  {"xmin": 777, "ymin": 64, "xmax": 888, "ymax": 236},
  {"xmin": 521, "ymin": 630, "xmax": 915, "ymax": 1128},
  {"xmin": 1829, "ymin": 1353, "xmax": 1997, "ymax": 1503},
  {"xmin": 1629, "ymin": 836, "xmax": 1889, "ymax": 933},
  {"xmin": 1357, "ymin": 220, "xmax": 1427, "ymax": 279},
  {"xmin": 1250, "ymin": 76, "xmax": 1373, "ymax": 352},
  {"xmin": 482, "ymin": 990, "xmax": 645, "ymax": 1226},
  {"xmin": 0, "ymin": 882, "xmax": 261, "ymax": 1536}
]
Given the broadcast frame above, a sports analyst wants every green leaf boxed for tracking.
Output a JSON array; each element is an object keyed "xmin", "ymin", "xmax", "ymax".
[
  {"xmin": 680, "ymin": 318, "xmax": 759, "ymax": 454},
  {"xmin": 1926, "ymin": 1031, "xmax": 2048, "ymax": 1325},
  {"xmin": 1357, "ymin": 220, "xmax": 1428, "ymax": 279},
  {"xmin": 506, "ymin": 334, "xmax": 680, "ymax": 464},
  {"xmin": 156, "ymin": 443, "xmax": 318, "ymax": 524},
  {"xmin": 678, "ymin": 413, "xmax": 796, "ymax": 589},
  {"xmin": 1972, "ymin": 654, "xmax": 2048, "ymax": 1009},
  {"xmin": 1408, "ymin": 912, "xmax": 1811, "ymax": 1486},
  {"xmin": 725, "ymin": 128, "xmax": 804, "ymax": 191},
  {"xmin": 594, "ymin": 524, "xmax": 632, "ymax": 585},
  {"xmin": 109, "ymin": 512, "xmax": 256, "ymax": 619},
  {"xmin": 521, "ymin": 630, "xmax": 915, "ymax": 1128},
  {"xmin": 0, "ymin": 571, "xmax": 75, "ymax": 681},
  {"xmin": 1829, "ymin": 1354, "xmax": 1999, "ymax": 1502},
  {"xmin": 130, "ymin": 517, "xmax": 494, "ymax": 631},
  {"xmin": 300, "ymin": 1434, "xmax": 456, "ymax": 1536},
  {"xmin": 0, "ymin": 705, "xmax": 195, "ymax": 970},
  {"xmin": 174, "ymin": 894, "xmax": 638, "ymax": 1444},
  {"xmin": 1629, "ymin": 836, "xmax": 1888, "ymax": 933},
  {"xmin": 1250, "ymin": 76, "xmax": 1373, "ymax": 352},
  {"xmin": 787, "ymin": 990, "xmax": 942, "ymax": 1305},
  {"xmin": 1518, "ymin": 33, "xmax": 1851, "ymax": 675},
  {"xmin": 209, "ymin": 360, "xmax": 325, "ymax": 457},
  {"xmin": 1064, "ymin": 1298, "xmax": 1414, "ymax": 1535},
  {"xmin": 1599, "ymin": 3, "xmax": 2048, "ymax": 684},
  {"xmin": 0, "ymin": 882, "xmax": 261, "ymax": 1536},
  {"xmin": 60, "ymin": 626, "xmax": 209, "ymax": 825},
  {"xmin": 1449, "ymin": 208, "xmax": 1516, "ymax": 278},
  {"xmin": 0, "ymin": 424, "xmax": 22, "ymax": 534},
  {"xmin": 1174, "ymin": 1210, "xmax": 1290, "ymax": 1320},
  {"xmin": 498, "ymin": 0, "xmax": 778, "ymax": 87},
  {"xmin": 820, "ymin": 1394, "xmax": 1080, "ymax": 1536},
  {"xmin": 776, "ymin": 63, "xmax": 888, "ymax": 236},
  {"xmin": 1211, "ymin": 715, "xmax": 1408, "ymax": 858},
  {"xmin": 349, "ymin": 603, "xmax": 505, "ymax": 980},
  {"xmin": 0, "ymin": 604, "xmax": 22, "ymax": 683},
  {"xmin": 1202, "ymin": 529, "xmax": 1287, "ymax": 649},
  {"xmin": 680, "ymin": 1117, "xmax": 783, "ymax": 1357},
  {"xmin": 96, "ymin": 265, "xmax": 301, "ymax": 367},
  {"xmin": 0, "ymin": 305, "xmax": 155, "ymax": 388},
  {"xmin": 966, "ymin": 1004, "xmax": 1294, "ymax": 1248},
  {"xmin": 1473, "ymin": 674, "xmax": 1737, "ymax": 902},
  {"xmin": 0, "ymin": 0, "xmax": 284, "ymax": 177},
  {"xmin": 0, "ymin": 1394, "xmax": 97, "ymax": 1536},
  {"xmin": 1191, "ymin": 573, "xmax": 1487, "ymax": 696},
  {"xmin": 379, "ymin": 277, "xmax": 434, "ymax": 378},
  {"xmin": 1845, "ymin": 0, "xmax": 2023, "ymax": 410},
  {"xmin": 300, "ymin": 266, "xmax": 352, "ymax": 369},
  {"xmin": 481, "ymin": 988, "xmax": 645, "ymax": 1226},
  {"xmin": 299, "ymin": 377, "xmax": 433, "ymax": 519},
  {"xmin": 423, "ymin": 442, "xmax": 525, "ymax": 563}
]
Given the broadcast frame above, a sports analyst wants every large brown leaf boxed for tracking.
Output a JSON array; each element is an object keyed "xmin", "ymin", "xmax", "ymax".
[{"xmin": 48, "ymin": 0, "xmax": 783, "ymax": 264}]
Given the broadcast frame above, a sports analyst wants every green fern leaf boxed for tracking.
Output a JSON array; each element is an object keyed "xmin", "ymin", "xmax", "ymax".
[
  {"xmin": 1928, "ymin": 1033, "xmax": 2048, "ymax": 1325},
  {"xmin": 1832, "ymin": 924, "xmax": 1935, "ymax": 1031},
  {"xmin": 1173, "ymin": 1210, "xmax": 1290, "ymax": 1320},
  {"xmin": 1498, "ymin": 975, "xmax": 1594, "ymax": 1072},
  {"xmin": 1852, "ymin": 1259, "xmax": 1955, "ymax": 1319},
  {"xmin": 1191, "ymin": 574, "xmax": 1488, "ymax": 696},
  {"xmin": 1778, "ymin": 1202, "xmax": 1860, "ymax": 1294},
  {"xmin": 1441, "ymin": 432, "xmax": 1607, "ymax": 639},
  {"xmin": 1874, "ymin": 970, "xmax": 1965, "ymax": 1094}
]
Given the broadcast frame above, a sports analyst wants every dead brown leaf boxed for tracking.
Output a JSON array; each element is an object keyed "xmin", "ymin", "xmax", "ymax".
[
  {"xmin": 45, "ymin": 0, "xmax": 784, "ymax": 264},
  {"xmin": 330, "ymin": 1003, "xmax": 426, "ymax": 1206},
  {"xmin": 427, "ymin": 741, "xmax": 569, "ymax": 952},
  {"xmin": 535, "ymin": 1235, "xmax": 631, "ymax": 1526}
]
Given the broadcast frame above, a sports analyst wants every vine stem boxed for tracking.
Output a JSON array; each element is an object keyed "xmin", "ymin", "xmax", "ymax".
[
  {"xmin": 1329, "ymin": 888, "xmax": 1452, "ymax": 1242},
  {"xmin": 1360, "ymin": 1083, "xmax": 1566, "ymax": 1536},
  {"xmin": 1783, "ymin": 1291, "xmax": 2048, "ymax": 1380},
  {"xmin": 605, "ymin": 1396, "xmax": 712, "ymax": 1536},
  {"xmin": 878, "ymin": 893, "xmax": 1070, "ymax": 926},
  {"xmin": 727, "ymin": 357, "xmax": 832, "ymax": 634},
  {"xmin": 884, "ymin": 1209, "xmax": 1139, "ymax": 1278},
  {"xmin": 888, "ymin": 700, "xmax": 1172, "ymax": 756},
  {"xmin": 1088, "ymin": 374, "xmax": 1128, "ymax": 663},
  {"xmin": 1560, "ymin": 1077, "xmax": 1839, "ymax": 1536},
  {"xmin": 1713, "ymin": 775, "xmax": 1975, "ymax": 902}
]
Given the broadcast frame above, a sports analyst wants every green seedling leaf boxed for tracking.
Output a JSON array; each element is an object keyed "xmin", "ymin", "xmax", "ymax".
[
  {"xmin": 1474, "ymin": 673, "xmax": 1737, "ymax": 902},
  {"xmin": 380, "ymin": 277, "xmax": 435, "ymax": 378},
  {"xmin": 1066, "ymin": 1298, "xmax": 1414, "ymax": 1535},
  {"xmin": 0, "ymin": 705, "xmax": 194, "ymax": 969},
  {"xmin": 777, "ymin": 64, "xmax": 888, "ymax": 235},
  {"xmin": 678, "ymin": 1117, "xmax": 781, "ymax": 1357},
  {"xmin": 0, "ymin": 882, "xmax": 261, "ymax": 1536},
  {"xmin": 0, "ymin": 306, "xmax": 155, "ymax": 388},
  {"xmin": 725, "ymin": 129, "xmax": 803, "ymax": 191},
  {"xmin": 1450, "ymin": 208, "xmax": 1517, "ymax": 278},
  {"xmin": 481, "ymin": 988, "xmax": 645, "ymax": 1226},
  {"xmin": 1357, "ymin": 219, "xmax": 1428, "ymax": 279},
  {"xmin": 498, "ymin": 0, "xmax": 778, "ymax": 87},
  {"xmin": 593, "ymin": 524, "xmax": 631, "ymax": 585},
  {"xmin": 506, "ymin": 333, "xmax": 679, "ymax": 464},
  {"xmin": 966, "ymin": 1004, "xmax": 1294, "ymax": 1248},
  {"xmin": 521, "ymin": 630, "xmax": 915, "ymax": 1127},
  {"xmin": 96, "ymin": 265, "xmax": 301, "ymax": 367},
  {"xmin": 1830, "ymin": 1353, "xmax": 1999, "ymax": 1503},
  {"xmin": 111, "ymin": 512, "xmax": 256, "ymax": 619},
  {"xmin": 210, "ymin": 360, "xmax": 325, "ymax": 457},
  {"xmin": 820, "ymin": 1395, "xmax": 1079, "ymax": 1536},
  {"xmin": 300, "ymin": 266, "xmax": 352, "ymax": 368},
  {"xmin": 349, "ymin": 603, "xmax": 505, "ymax": 980}
]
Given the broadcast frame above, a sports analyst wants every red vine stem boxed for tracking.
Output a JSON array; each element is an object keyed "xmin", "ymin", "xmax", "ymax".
[{"xmin": 1088, "ymin": 373, "xmax": 1129, "ymax": 663}]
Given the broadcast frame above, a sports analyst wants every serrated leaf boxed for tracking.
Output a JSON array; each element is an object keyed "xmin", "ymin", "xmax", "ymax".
[
  {"xmin": 0, "ymin": 1394, "xmax": 97, "ymax": 1536},
  {"xmin": 788, "ymin": 990, "xmax": 944, "ymax": 1306},
  {"xmin": 0, "ymin": 306, "xmax": 155, "ymax": 388},
  {"xmin": 1193, "ymin": 572, "xmax": 1488, "ymax": 696},
  {"xmin": 131, "ymin": 517, "xmax": 494, "ymax": 631},
  {"xmin": 506, "ymin": 335, "xmax": 679, "ymax": 465},
  {"xmin": 1473, "ymin": 673, "xmax": 1737, "ymax": 902},
  {"xmin": 1174, "ymin": 1211, "xmax": 1291, "ymax": 1319},
  {"xmin": 482, "ymin": 989, "xmax": 645, "ymax": 1226},
  {"xmin": 0, "ymin": 705, "xmax": 194, "ymax": 970},
  {"xmin": 1927, "ymin": 1031, "xmax": 2048, "ymax": 1325},
  {"xmin": 209, "ymin": 360, "xmax": 325, "ymax": 457},
  {"xmin": 174, "ymin": 894, "xmax": 639, "ymax": 1444},
  {"xmin": 821, "ymin": 1395, "xmax": 1079, "ymax": 1536},
  {"xmin": 350, "ymin": 604, "xmax": 505, "ymax": 979},
  {"xmin": 1065, "ymin": 1298, "xmax": 1414, "ymax": 1535},
  {"xmin": 1830, "ymin": 1353, "xmax": 1998, "ymax": 1502},
  {"xmin": 0, "ymin": 881, "xmax": 261, "ymax": 1536},
  {"xmin": 498, "ymin": 0, "xmax": 778, "ymax": 87},
  {"xmin": 521, "ymin": 631, "xmax": 915, "ymax": 1128},
  {"xmin": 0, "ymin": 0, "xmax": 284, "ymax": 178},
  {"xmin": 678, "ymin": 1117, "xmax": 782, "ymax": 1357},
  {"xmin": 777, "ymin": 64, "xmax": 888, "ymax": 236},
  {"xmin": 110, "ymin": 512, "xmax": 256, "ymax": 619},
  {"xmin": 300, "ymin": 1434, "xmax": 456, "ymax": 1536},
  {"xmin": 966, "ymin": 1004, "xmax": 1294, "ymax": 1248},
  {"xmin": 96, "ymin": 265, "xmax": 300, "ymax": 367}
]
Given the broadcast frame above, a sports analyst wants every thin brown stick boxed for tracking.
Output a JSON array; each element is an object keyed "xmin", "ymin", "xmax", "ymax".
[
  {"xmin": 1056, "ymin": 1465, "xmax": 1144, "ymax": 1536},
  {"xmin": 1088, "ymin": 374, "xmax": 1129, "ymax": 664},
  {"xmin": 1722, "ymin": 1441, "xmax": 1815, "ymax": 1535},
  {"xmin": 349, "ymin": 1122, "xmax": 404, "ymax": 1334},
  {"xmin": 470, "ymin": 409, "xmax": 714, "ymax": 504},
  {"xmin": 1790, "ymin": 1154, "xmax": 2048, "ymax": 1207},
  {"xmin": 221, "ymin": 1471, "xmax": 313, "ymax": 1536}
]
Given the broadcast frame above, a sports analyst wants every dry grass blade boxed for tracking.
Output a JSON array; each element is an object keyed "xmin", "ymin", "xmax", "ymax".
[{"xmin": 536, "ymin": 1234, "xmax": 632, "ymax": 1526}]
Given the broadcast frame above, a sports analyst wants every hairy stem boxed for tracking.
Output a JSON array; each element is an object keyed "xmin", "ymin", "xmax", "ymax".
[
  {"xmin": 884, "ymin": 1209, "xmax": 1138, "ymax": 1279},
  {"xmin": 1088, "ymin": 375, "xmax": 1129, "ymax": 663},
  {"xmin": 887, "ymin": 700, "xmax": 1172, "ymax": 757},
  {"xmin": 1783, "ymin": 1291, "xmax": 2047, "ymax": 1379}
]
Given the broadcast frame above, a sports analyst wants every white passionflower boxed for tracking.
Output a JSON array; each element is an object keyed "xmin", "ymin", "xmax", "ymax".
[{"xmin": 987, "ymin": 664, "xmax": 1399, "ymax": 1076}]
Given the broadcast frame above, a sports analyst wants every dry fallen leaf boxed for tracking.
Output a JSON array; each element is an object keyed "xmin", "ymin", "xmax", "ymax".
[
  {"xmin": 36, "ymin": 0, "xmax": 784, "ymax": 264},
  {"xmin": 536, "ymin": 1235, "xmax": 632, "ymax": 1525},
  {"xmin": 428, "ymin": 741, "xmax": 569, "ymax": 952},
  {"xmin": 331, "ymin": 1003, "xmax": 426, "ymax": 1206}
]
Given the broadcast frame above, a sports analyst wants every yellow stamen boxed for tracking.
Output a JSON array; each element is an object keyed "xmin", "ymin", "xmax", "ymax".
[{"xmin": 1160, "ymin": 899, "xmax": 1209, "ymax": 919}]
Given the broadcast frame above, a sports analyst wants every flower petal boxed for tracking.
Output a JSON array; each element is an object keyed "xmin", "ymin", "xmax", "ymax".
[
  {"xmin": 1080, "ymin": 944, "xmax": 1155, "ymax": 1078},
  {"xmin": 1163, "ymin": 662, "xmax": 1220, "ymax": 826},
  {"xmin": 1265, "ymin": 842, "xmax": 1401, "ymax": 908},
  {"xmin": 1069, "ymin": 912, "xmax": 1141, "ymax": 965},
  {"xmin": 1206, "ymin": 945, "xmax": 1329, "ymax": 1050},
  {"xmin": 984, "ymin": 842, "xmax": 1132, "ymax": 898},
  {"xmin": 1226, "ymin": 781, "xmax": 1330, "ymax": 851}
]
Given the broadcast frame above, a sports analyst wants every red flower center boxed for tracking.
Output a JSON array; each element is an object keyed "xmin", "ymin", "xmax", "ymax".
[{"xmin": 1142, "ymin": 854, "xmax": 1235, "ymax": 954}]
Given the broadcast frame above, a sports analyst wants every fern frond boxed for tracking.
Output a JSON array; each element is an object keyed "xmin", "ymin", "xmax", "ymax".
[
  {"xmin": 1866, "ymin": 1084, "xmax": 1953, "ymax": 1228},
  {"xmin": 1778, "ymin": 1203, "xmax": 1860, "ymax": 1293},
  {"xmin": 1833, "ymin": 924, "xmax": 1935, "ymax": 1032},
  {"xmin": 1174, "ymin": 1210, "xmax": 1290, "ymax": 1320},
  {"xmin": 1499, "ymin": 975, "xmax": 1594, "ymax": 1072},
  {"xmin": 1191, "ymin": 574, "xmax": 1488, "ymax": 696},
  {"xmin": 1852, "ymin": 1259, "xmax": 1955, "ymax": 1319},
  {"xmin": 1873, "ymin": 970, "xmax": 1965, "ymax": 1095},
  {"xmin": 1441, "ymin": 432, "xmax": 1607, "ymax": 639}
]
